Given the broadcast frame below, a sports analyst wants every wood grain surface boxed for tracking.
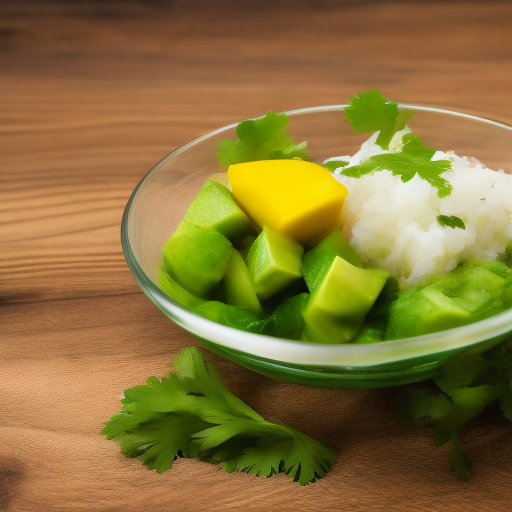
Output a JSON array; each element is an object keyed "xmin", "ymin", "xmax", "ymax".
[{"xmin": 1, "ymin": 1, "xmax": 511, "ymax": 511}]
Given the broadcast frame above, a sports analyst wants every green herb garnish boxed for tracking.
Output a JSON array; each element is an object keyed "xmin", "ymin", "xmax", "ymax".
[
  {"xmin": 323, "ymin": 160, "xmax": 349, "ymax": 172},
  {"xmin": 218, "ymin": 111, "xmax": 309, "ymax": 168},
  {"xmin": 437, "ymin": 215, "xmax": 466, "ymax": 230},
  {"xmin": 397, "ymin": 339, "xmax": 512, "ymax": 481},
  {"xmin": 102, "ymin": 347, "xmax": 336, "ymax": 485},
  {"xmin": 344, "ymin": 89, "xmax": 414, "ymax": 150},
  {"xmin": 341, "ymin": 133, "xmax": 453, "ymax": 198}
]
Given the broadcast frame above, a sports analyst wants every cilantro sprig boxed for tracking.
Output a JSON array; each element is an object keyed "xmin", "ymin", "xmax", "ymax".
[
  {"xmin": 323, "ymin": 159, "xmax": 349, "ymax": 172},
  {"xmin": 341, "ymin": 133, "xmax": 453, "ymax": 198},
  {"xmin": 102, "ymin": 347, "xmax": 336, "ymax": 485},
  {"xmin": 344, "ymin": 89, "xmax": 415, "ymax": 150},
  {"xmin": 397, "ymin": 339, "xmax": 512, "ymax": 481},
  {"xmin": 218, "ymin": 111, "xmax": 309, "ymax": 168},
  {"xmin": 342, "ymin": 89, "xmax": 454, "ymax": 197}
]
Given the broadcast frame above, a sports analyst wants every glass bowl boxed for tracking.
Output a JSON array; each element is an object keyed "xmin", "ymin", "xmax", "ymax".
[{"xmin": 121, "ymin": 104, "xmax": 512, "ymax": 389}]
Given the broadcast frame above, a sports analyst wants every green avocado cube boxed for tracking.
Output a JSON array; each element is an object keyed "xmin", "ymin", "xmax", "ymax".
[
  {"xmin": 303, "ymin": 228, "xmax": 365, "ymax": 294},
  {"xmin": 222, "ymin": 249, "xmax": 263, "ymax": 316},
  {"xmin": 264, "ymin": 292, "xmax": 309, "ymax": 340},
  {"xmin": 385, "ymin": 288, "xmax": 471, "ymax": 339},
  {"xmin": 162, "ymin": 220, "xmax": 232, "ymax": 297},
  {"xmin": 303, "ymin": 256, "xmax": 389, "ymax": 344},
  {"xmin": 430, "ymin": 263, "xmax": 508, "ymax": 313},
  {"xmin": 158, "ymin": 267, "xmax": 207, "ymax": 309},
  {"xmin": 238, "ymin": 234, "xmax": 257, "ymax": 260},
  {"xmin": 184, "ymin": 179, "xmax": 249, "ymax": 240},
  {"xmin": 246, "ymin": 227, "xmax": 304, "ymax": 301},
  {"xmin": 502, "ymin": 282, "xmax": 512, "ymax": 308},
  {"xmin": 385, "ymin": 262, "xmax": 509, "ymax": 339},
  {"xmin": 351, "ymin": 277, "xmax": 400, "ymax": 344},
  {"xmin": 194, "ymin": 301, "xmax": 268, "ymax": 334}
]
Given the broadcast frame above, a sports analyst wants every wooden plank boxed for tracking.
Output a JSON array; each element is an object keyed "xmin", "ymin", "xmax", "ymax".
[{"xmin": 1, "ymin": 1, "xmax": 511, "ymax": 510}]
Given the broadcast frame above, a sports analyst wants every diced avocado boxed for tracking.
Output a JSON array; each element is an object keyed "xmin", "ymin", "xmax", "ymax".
[
  {"xmin": 246, "ymin": 227, "xmax": 304, "ymax": 301},
  {"xmin": 385, "ymin": 262, "xmax": 510, "ymax": 339},
  {"xmin": 264, "ymin": 293, "xmax": 309, "ymax": 340},
  {"xmin": 386, "ymin": 288, "xmax": 471, "ymax": 339},
  {"xmin": 238, "ymin": 234, "xmax": 257, "ymax": 260},
  {"xmin": 184, "ymin": 179, "xmax": 249, "ymax": 240},
  {"xmin": 350, "ymin": 322, "xmax": 386, "ymax": 344},
  {"xmin": 430, "ymin": 263, "xmax": 508, "ymax": 313},
  {"xmin": 158, "ymin": 267, "xmax": 207, "ymax": 309},
  {"xmin": 351, "ymin": 277, "xmax": 400, "ymax": 344},
  {"xmin": 222, "ymin": 249, "xmax": 263, "ymax": 316},
  {"xmin": 303, "ymin": 256, "xmax": 389, "ymax": 344},
  {"xmin": 302, "ymin": 228, "xmax": 365, "ymax": 293},
  {"xmin": 470, "ymin": 259, "xmax": 510, "ymax": 279},
  {"xmin": 501, "ymin": 282, "xmax": 512, "ymax": 308},
  {"xmin": 162, "ymin": 220, "xmax": 232, "ymax": 297},
  {"xmin": 262, "ymin": 277, "xmax": 308, "ymax": 313},
  {"xmin": 194, "ymin": 301, "xmax": 268, "ymax": 334}
]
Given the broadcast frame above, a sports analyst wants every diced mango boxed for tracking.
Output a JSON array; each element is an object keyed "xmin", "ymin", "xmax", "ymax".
[{"xmin": 227, "ymin": 160, "xmax": 348, "ymax": 245}]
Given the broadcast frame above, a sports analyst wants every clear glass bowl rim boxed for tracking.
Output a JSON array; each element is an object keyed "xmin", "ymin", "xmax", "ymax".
[{"xmin": 121, "ymin": 103, "xmax": 512, "ymax": 368}]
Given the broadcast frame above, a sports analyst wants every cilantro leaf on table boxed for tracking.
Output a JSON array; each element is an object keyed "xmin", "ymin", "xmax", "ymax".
[
  {"xmin": 397, "ymin": 339, "xmax": 512, "ymax": 481},
  {"xmin": 344, "ymin": 89, "xmax": 415, "ymax": 149},
  {"xmin": 218, "ymin": 111, "xmax": 309, "ymax": 168},
  {"xmin": 341, "ymin": 133, "xmax": 453, "ymax": 197},
  {"xmin": 102, "ymin": 347, "xmax": 336, "ymax": 485}
]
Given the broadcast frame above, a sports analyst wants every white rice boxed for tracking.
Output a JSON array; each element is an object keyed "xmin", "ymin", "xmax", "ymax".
[{"xmin": 329, "ymin": 130, "xmax": 512, "ymax": 284}]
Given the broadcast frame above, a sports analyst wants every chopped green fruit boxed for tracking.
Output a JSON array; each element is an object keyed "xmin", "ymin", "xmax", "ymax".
[
  {"xmin": 502, "ymin": 282, "xmax": 512, "ymax": 307},
  {"xmin": 386, "ymin": 288, "xmax": 471, "ymax": 339},
  {"xmin": 264, "ymin": 293, "xmax": 309, "ymax": 340},
  {"xmin": 194, "ymin": 301, "xmax": 268, "ymax": 334},
  {"xmin": 351, "ymin": 277, "xmax": 399, "ymax": 344},
  {"xmin": 184, "ymin": 179, "xmax": 249, "ymax": 240},
  {"xmin": 246, "ymin": 227, "xmax": 304, "ymax": 301},
  {"xmin": 303, "ymin": 256, "xmax": 389, "ymax": 344},
  {"xmin": 238, "ymin": 234, "xmax": 257, "ymax": 260},
  {"xmin": 163, "ymin": 220, "xmax": 232, "ymax": 297},
  {"xmin": 466, "ymin": 258, "xmax": 510, "ymax": 279},
  {"xmin": 350, "ymin": 322, "xmax": 385, "ymax": 344},
  {"xmin": 222, "ymin": 249, "xmax": 263, "ymax": 316},
  {"xmin": 386, "ymin": 263, "xmax": 510, "ymax": 338},
  {"xmin": 430, "ymin": 264, "xmax": 507, "ymax": 314},
  {"xmin": 302, "ymin": 228, "xmax": 365, "ymax": 294},
  {"xmin": 158, "ymin": 267, "xmax": 207, "ymax": 309}
]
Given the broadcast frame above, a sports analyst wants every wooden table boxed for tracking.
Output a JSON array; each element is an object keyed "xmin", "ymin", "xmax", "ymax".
[{"xmin": 1, "ymin": 1, "xmax": 511, "ymax": 510}]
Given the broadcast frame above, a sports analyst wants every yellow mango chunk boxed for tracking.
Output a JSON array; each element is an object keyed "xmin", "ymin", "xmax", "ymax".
[{"xmin": 227, "ymin": 160, "xmax": 348, "ymax": 245}]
